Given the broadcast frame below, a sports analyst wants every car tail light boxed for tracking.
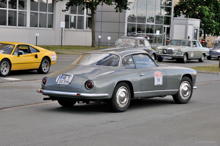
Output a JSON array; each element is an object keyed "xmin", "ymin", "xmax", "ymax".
[
  {"xmin": 42, "ymin": 77, "xmax": 47, "ymax": 85},
  {"xmin": 85, "ymin": 80, "xmax": 94, "ymax": 90}
]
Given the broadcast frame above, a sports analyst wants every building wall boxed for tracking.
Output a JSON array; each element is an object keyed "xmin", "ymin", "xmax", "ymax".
[
  {"xmin": 95, "ymin": 4, "xmax": 126, "ymax": 46},
  {"xmin": 0, "ymin": 0, "xmax": 92, "ymax": 46}
]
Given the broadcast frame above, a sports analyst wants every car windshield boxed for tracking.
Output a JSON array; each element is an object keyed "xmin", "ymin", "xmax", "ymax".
[
  {"xmin": 213, "ymin": 43, "xmax": 220, "ymax": 50},
  {"xmin": 0, "ymin": 43, "xmax": 15, "ymax": 54},
  {"xmin": 168, "ymin": 40, "xmax": 189, "ymax": 46},
  {"xmin": 72, "ymin": 53, "xmax": 120, "ymax": 67},
  {"xmin": 115, "ymin": 38, "xmax": 136, "ymax": 46}
]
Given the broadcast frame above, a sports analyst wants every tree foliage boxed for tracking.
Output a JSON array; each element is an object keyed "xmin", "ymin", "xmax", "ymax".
[
  {"xmin": 174, "ymin": 0, "xmax": 220, "ymax": 39},
  {"xmin": 58, "ymin": 0, "xmax": 131, "ymax": 47}
]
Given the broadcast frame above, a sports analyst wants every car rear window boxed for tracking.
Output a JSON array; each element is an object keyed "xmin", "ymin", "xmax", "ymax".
[
  {"xmin": 72, "ymin": 53, "xmax": 120, "ymax": 67},
  {"xmin": 0, "ymin": 43, "xmax": 15, "ymax": 54}
]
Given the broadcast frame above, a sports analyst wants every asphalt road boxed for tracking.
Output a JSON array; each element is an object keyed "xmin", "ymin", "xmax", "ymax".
[{"xmin": 0, "ymin": 55, "xmax": 220, "ymax": 146}]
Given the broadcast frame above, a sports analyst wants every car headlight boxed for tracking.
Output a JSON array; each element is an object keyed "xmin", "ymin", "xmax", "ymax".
[
  {"xmin": 42, "ymin": 77, "xmax": 47, "ymax": 85},
  {"xmin": 177, "ymin": 49, "xmax": 182, "ymax": 55},
  {"xmin": 85, "ymin": 80, "xmax": 94, "ymax": 90}
]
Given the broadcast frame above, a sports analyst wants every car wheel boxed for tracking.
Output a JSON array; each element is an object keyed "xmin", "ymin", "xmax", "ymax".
[
  {"xmin": 0, "ymin": 59, "xmax": 11, "ymax": 77},
  {"xmin": 182, "ymin": 53, "xmax": 187, "ymax": 63},
  {"xmin": 37, "ymin": 58, "xmax": 50, "ymax": 74},
  {"xmin": 110, "ymin": 82, "xmax": 131, "ymax": 112},
  {"xmin": 172, "ymin": 77, "xmax": 193, "ymax": 104},
  {"xmin": 207, "ymin": 56, "xmax": 211, "ymax": 60},
  {"xmin": 58, "ymin": 100, "xmax": 76, "ymax": 107},
  {"xmin": 157, "ymin": 57, "xmax": 163, "ymax": 62},
  {"xmin": 199, "ymin": 54, "xmax": 205, "ymax": 62},
  {"xmin": 151, "ymin": 54, "xmax": 156, "ymax": 60}
]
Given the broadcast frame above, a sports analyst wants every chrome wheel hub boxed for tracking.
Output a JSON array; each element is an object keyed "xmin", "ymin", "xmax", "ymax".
[
  {"xmin": 42, "ymin": 60, "xmax": 49, "ymax": 72},
  {"xmin": 179, "ymin": 81, "xmax": 191, "ymax": 100},
  {"xmin": 116, "ymin": 86, "xmax": 129, "ymax": 108},
  {"xmin": 1, "ymin": 61, "xmax": 9, "ymax": 75}
]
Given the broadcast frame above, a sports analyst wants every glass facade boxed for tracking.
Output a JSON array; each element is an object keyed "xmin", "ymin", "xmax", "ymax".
[
  {"xmin": 127, "ymin": 0, "xmax": 173, "ymax": 44},
  {"xmin": 0, "ymin": 0, "xmax": 53, "ymax": 28}
]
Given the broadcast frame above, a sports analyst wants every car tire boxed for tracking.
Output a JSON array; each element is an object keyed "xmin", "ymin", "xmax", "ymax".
[
  {"xmin": 172, "ymin": 77, "xmax": 193, "ymax": 104},
  {"xmin": 58, "ymin": 100, "xmax": 76, "ymax": 107},
  {"xmin": 182, "ymin": 53, "xmax": 187, "ymax": 63},
  {"xmin": 207, "ymin": 56, "xmax": 211, "ymax": 60},
  {"xmin": 157, "ymin": 57, "xmax": 163, "ymax": 62},
  {"xmin": 0, "ymin": 59, "xmax": 11, "ymax": 77},
  {"xmin": 199, "ymin": 54, "xmax": 205, "ymax": 62},
  {"xmin": 110, "ymin": 82, "xmax": 131, "ymax": 112},
  {"xmin": 37, "ymin": 57, "xmax": 50, "ymax": 74}
]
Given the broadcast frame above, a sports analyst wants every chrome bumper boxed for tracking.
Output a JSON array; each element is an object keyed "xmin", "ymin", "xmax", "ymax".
[
  {"xmin": 157, "ymin": 53, "xmax": 184, "ymax": 58},
  {"xmin": 37, "ymin": 89, "xmax": 109, "ymax": 99}
]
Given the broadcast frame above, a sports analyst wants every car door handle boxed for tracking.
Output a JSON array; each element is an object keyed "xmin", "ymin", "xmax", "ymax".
[{"xmin": 140, "ymin": 73, "xmax": 145, "ymax": 76}]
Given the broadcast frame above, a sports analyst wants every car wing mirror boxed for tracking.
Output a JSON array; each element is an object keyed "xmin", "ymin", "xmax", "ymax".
[{"xmin": 18, "ymin": 52, "xmax": 23, "ymax": 56}]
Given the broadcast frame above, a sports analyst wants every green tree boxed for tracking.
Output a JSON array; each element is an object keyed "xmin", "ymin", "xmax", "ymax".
[
  {"xmin": 58, "ymin": 0, "xmax": 131, "ymax": 47},
  {"xmin": 174, "ymin": 0, "xmax": 220, "ymax": 39}
]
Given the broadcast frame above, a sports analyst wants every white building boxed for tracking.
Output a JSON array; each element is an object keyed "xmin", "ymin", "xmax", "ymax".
[{"xmin": 0, "ymin": 0, "xmax": 175, "ymax": 46}]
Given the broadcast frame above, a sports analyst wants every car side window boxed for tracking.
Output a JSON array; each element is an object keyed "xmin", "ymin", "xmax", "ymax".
[
  {"xmin": 196, "ymin": 41, "xmax": 200, "ymax": 47},
  {"xmin": 18, "ymin": 45, "xmax": 30, "ymax": 55},
  {"xmin": 122, "ymin": 55, "xmax": 136, "ymax": 69},
  {"xmin": 139, "ymin": 40, "xmax": 145, "ymax": 47},
  {"xmin": 192, "ymin": 41, "xmax": 197, "ymax": 47},
  {"xmin": 145, "ymin": 40, "xmax": 150, "ymax": 47},
  {"xmin": 133, "ymin": 54, "xmax": 157, "ymax": 69},
  {"xmin": 29, "ymin": 46, "xmax": 40, "ymax": 53}
]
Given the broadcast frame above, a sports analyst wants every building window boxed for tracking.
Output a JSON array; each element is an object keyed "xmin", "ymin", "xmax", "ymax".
[
  {"xmin": 30, "ymin": 0, "xmax": 54, "ymax": 28},
  {"xmin": 0, "ymin": 0, "xmax": 53, "ymax": 28},
  {"xmin": 65, "ymin": 5, "xmax": 91, "ymax": 30},
  {"xmin": 0, "ymin": 0, "xmax": 27, "ymax": 27}
]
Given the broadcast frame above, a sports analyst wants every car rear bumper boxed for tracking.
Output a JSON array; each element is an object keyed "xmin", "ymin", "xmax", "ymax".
[{"xmin": 37, "ymin": 89, "xmax": 110, "ymax": 99}]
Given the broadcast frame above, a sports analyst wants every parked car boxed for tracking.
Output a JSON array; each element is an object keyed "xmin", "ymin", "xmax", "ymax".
[
  {"xmin": 115, "ymin": 36, "xmax": 157, "ymax": 60},
  {"xmin": 37, "ymin": 49, "xmax": 197, "ymax": 112},
  {"xmin": 207, "ymin": 42, "xmax": 220, "ymax": 60},
  {"xmin": 0, "ymin": 42, "xmax": 57, "ymax": 76},
  {"xmin": 156, "ymin": 39, "xmax": 209, "ymax": 63}
]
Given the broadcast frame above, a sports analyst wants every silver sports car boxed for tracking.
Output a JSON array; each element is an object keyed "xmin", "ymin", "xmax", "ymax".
[{"xmin": 37, "ymin": 48, "xmax": 197, "ymax": 112}]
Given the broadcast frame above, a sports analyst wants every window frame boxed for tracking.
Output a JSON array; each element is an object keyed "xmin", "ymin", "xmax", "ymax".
[{"xmin": 65, "ymin": 5, "xmax": 91, "ymax": 30}]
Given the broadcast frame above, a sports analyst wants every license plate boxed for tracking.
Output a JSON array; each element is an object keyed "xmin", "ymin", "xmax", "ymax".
[
  {"xmin": 56, "ymin": 74, "xmax": 74, "ymax": 85},
  {"xmin": 163, "ymin": 56, "xmax": 172, "ymax": 59}
]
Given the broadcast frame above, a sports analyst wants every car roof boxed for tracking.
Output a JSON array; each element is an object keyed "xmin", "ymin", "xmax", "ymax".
[
  {"xmin": 0, "ymin": 42, "xmax": 30, "ymax": 45},
  {"xmin": 88, "ymin": 47, "xmax": 148, "ymax": 56},
  {"xmin": 119, "ymin": 36, "xmax": 146, "ymax": 40}
]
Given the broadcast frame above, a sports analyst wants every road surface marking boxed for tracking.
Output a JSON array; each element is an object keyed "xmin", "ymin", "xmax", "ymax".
[{"xmin": 2, "ymin": 77, "xmax": 21, "ymax": 81}]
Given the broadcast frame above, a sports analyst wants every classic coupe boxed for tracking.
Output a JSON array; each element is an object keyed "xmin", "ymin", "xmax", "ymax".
[
  {"xmin": 37, "ymin": 48, "xmax": 197, "ymax": 112},
  {"xmin": 207, "ymin": 42, "xmax": 220, "ymax": 60},
  {"xmin": 0, "ymin": 42, "xmax": 57, "ymax": 76},
  {"xmin": 156, "ymin": 39, "xmax": 209, "ymax": 63},
  {"xmin": 115, "ymin": 36, "xmax": 157, "ymax": 60}
]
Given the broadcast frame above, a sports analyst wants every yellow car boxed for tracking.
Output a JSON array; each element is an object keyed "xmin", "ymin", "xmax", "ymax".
[{"xmin": 0, "ymin": 42, "xmax": 57, "ymax": 76}]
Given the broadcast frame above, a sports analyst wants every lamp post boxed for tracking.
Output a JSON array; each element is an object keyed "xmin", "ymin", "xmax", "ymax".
[
  {"xmin": 98, "ymin": 35, "xmax": 101, "ymax": 48},
  {"xmin": 35, "ymin": 33, "xmax": 39, "ymax": 46},
  {"xmin": 107, "ymin": 36, "xmax": 111, "ymax": 47}
]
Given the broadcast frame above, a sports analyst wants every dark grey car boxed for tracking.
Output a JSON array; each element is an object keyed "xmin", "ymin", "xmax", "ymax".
[
  {"xmin": 115, "ymin": 36, "xmax": 157, "ymax": 60},
  {"xmin": 37, "ymin": 48, "xmax": 197, "ymax": 112}
]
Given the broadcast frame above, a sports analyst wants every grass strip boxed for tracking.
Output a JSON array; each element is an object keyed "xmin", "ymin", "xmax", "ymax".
[
  {"xmin": 190, "ymin": 65, "xmax": 220, "ymax": 72},
  {"xmin": 39, "ymin": 45, "xmax": 108, "ymax": 55}
]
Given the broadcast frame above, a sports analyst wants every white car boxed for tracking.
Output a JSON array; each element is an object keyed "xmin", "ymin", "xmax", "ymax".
[{"xmin": 156, "ymin": 39, "xmax": 209, "ymax": 63}]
